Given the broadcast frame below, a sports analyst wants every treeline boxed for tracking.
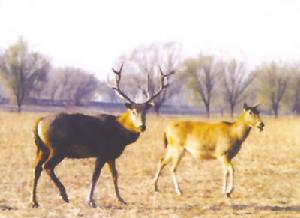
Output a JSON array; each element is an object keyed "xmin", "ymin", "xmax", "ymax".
[
  {"xmin": 180, "ymin": 55, "xmax": 300, "ymax": 118},
  {"xmin": 0, "ymin": 39, "xmax": 115, "ymax": 111},
  {"xmin": 0, "ymin": 39, "xmax": 299, "ymax": 118}
]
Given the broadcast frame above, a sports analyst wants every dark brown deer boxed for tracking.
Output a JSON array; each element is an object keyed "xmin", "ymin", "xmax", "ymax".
[{"xmin": 31, "ymin": 64, "xmax": 175, "ymax": 208}]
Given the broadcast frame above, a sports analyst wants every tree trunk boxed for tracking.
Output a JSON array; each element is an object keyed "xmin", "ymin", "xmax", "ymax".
[
  {"xmin": 16, "ymin": 97, "xmax": 22, "ymax": 112},
  {"xmin": 230, "ymin": 104, "xmax": 234, "ymax": 118},
  {"xmin": 17, "ymin": 102, "xmax": 22, "ymax": 112},
  {"xmin": 154, "ymin": 103, "xmax": 161, "ymax": 115},
  {"xmin": 220, "ymin": 108, "xmax": 224, "ymax": 117},
  {"xmin": 273, "ymin": 105, "xmax": 279, "ymax": 119},
  {"xmin": 294, "ymin": 102, "xmax": 300, "ymax": 115},
  {"xmin": 205, "ymin": 103, "xmax": 210, "ymax": 118}
]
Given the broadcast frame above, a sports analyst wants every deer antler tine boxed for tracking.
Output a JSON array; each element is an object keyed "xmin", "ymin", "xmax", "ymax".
[
  {"xmin": 112, "ymin": 62, "xmax": 124, "ymax": 75},
  {"xmin": 119, "ymin": 62, "xmax": 124, "ymax": 72},
  {"xmin": 159, "ymin": 66, "xmax": 164, "ymax": 76},
  {"xmin": 160, "ymin": 66, "xmax": 176, "ymax": 77},
  {"xmin": 111, "ymin": 63, "xmax": 135, "ymax": 104},
  {"xmin": 145, "ymin": 67, "xmax": 175, "ymax": 104},
  {"xmin": 167, "ymin": 70, "xmax": 176, "ymax": 76}
]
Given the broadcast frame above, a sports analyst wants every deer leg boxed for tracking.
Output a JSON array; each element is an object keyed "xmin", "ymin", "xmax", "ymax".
[
  {"xmin": 219, "ymin": 156, "xmax": 234, "ymax": 198},
  {"xmin": 222, "ymin": 165, "xmax": 229, "ymax": 195},
  {"xmin": 87, "ymin": 158, "xmax": 105, "ymax": 208},
  {"xmin": 44, "ymin": 151, "xmax": 68, "ymax": 203},
  {"xmin": 153, "ymin": 149, "xmax": 172, "ymax": 192},
  {"xmin": 107, "ymin": 159, "xmax": 126, "ymax": 204},
  {"xmin": 226, "ymin": 162, "xmax": 234, "ymax": 197},
  {"xmin": 31, "ymin": 148, "xmax": 49, "ymax": 208},
  {"xmin": 170, "ymin": 149, "xmax": 185, "ymax": 195}
]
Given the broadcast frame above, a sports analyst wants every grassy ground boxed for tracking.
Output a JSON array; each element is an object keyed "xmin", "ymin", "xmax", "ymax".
[{"xmin": 0, "ymin": 112, "xmax": 300, "ymax": 217}]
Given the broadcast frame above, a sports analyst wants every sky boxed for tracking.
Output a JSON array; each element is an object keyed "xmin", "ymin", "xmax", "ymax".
[{"xmin": 1, "ymin": 0, "xmax": 300, "ymax": 80}]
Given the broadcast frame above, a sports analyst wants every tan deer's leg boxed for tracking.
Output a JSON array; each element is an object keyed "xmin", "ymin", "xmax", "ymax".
[
  {"xmin": 222, "ymin": 165, "xmax": 229, "ymax": 195},
  {"xmin": 226, "ymin": 162, "xmax": 234, "ymax": 197},
  {"xmin": 153, "ymin": 148, "xmax": 172, "ymax": 192},
  {"xmin": 218, "ymin": 155, "xmax": 234, "ymax": 198},
  {"xmin": 170, "ymin": 148, "xmax": 185, "ymax": 195}
]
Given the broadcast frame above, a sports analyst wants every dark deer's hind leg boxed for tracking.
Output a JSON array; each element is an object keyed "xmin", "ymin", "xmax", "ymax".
[
  {"xmin": 44, "ymin": 150, "xmax": 68, "ymax": 203},
  {"xmin": 31, "ymin": 148, "xmax": 49, "ymax": 208}
]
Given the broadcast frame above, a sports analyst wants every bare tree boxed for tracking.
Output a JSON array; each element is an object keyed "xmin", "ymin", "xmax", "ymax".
[
  {"xmin": 221, "ymin": 59, "xmax": 254, "ymax": 118},
  {"xmin": 285, "ymin": 64, "xmax": 300, "ymax": 115},
  {"xmin": 0, "ymin": 39, "xmax": 50, "ymax": 111},
  {"xmin": 293, "ymin": 77, "xmax": 300, "ymax": 115},
  {"xmin": 254, "ymin": 62, "xmax": 290, "ymax": 118},
  {"xmin": 292, "ymin": 74, "xmax": 300, "ymax": 115},
  {"xmin": 271, "ymin": 79, "xmax": 288, "ymax": 118},
  {"xmin": 119, "ymin": 42, "xmax": 182, "ymax": 114},
  {"xmin": 97, "ymin": 83, "xmax": 119, "ymax": 103},
  {"xmin": 45, "ymin": 67, "xmax": 100, "ymax": 106},
  {"xmin": 183, "ymin": 55, "xmax": 222, "ymax": 118}
]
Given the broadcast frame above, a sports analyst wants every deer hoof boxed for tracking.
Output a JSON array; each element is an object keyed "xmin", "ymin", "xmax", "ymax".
[
  {"xmin": 31, "ymin": 201, "xmax": 39, "ymax": 208},
  {"xmin": 175, "ymin": 188, "xmax": 183, "ymax": 196},
  {"xmin": 225, "ymin": 192, "xmax": 231, "ymax": 198},
  {"xmin": 62, "ymin": 195, "xmax": 69, "ymax": 203},
  {"xmin": 117, "ymin": 197, "xmax": 127, "ymax": 205},
  {"xmin": 88, "ymin": 200, "xmax": 97, "ymax": 208}
]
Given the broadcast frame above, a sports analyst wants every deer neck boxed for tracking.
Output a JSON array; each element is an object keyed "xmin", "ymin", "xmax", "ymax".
[
  {"xmin": 232, "ymin": 114, "xmax": 251, "ymax": 142},
  {"xmin": 117, "ymin": 111, "xmax": 141, "ymax": 134}
]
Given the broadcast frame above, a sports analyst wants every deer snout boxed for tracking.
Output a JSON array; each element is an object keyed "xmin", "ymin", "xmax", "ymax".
[
  {"xmin": 140, "ymin": 125, "xmax": 146, "ymax": 132},
  {"xmin": 257, "ymin": 122, "xmax": 264, "ymax": 132}
]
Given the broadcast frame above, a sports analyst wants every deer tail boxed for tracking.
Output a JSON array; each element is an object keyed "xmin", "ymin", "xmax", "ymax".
[{"xmin": 33, "ymin": 118, "xmax": 46, "ymax": 149}]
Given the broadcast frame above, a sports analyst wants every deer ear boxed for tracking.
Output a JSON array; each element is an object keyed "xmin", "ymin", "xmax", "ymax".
[
  {"xmin": 254, "ymin": 104, "xmax": 260, "ymax": 109},
  {"xmin": 243, "ymin": 103, "xmax": 249, "ymax": 111},
  {"xmin": 125, "ymin": 103, "xmax": 133, "ymax": 109},
  {"xmin": 146, "ymin": 101, "xmax": 154, "ymax": 109}
]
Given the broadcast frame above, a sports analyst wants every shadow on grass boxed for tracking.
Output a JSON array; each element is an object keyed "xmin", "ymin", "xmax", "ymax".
[
  {"xmin": 106, "ymin": 201, "xmax": 300, "ymax": 213},
  {"xmin": 0, "ymin": 204, "xmax": 17, "ymax": 211},
  {"xmin": 255, "ymin": 205, "xmax": 300, "ymax": 212},
  {"xmin": 231, "ymin": 204, "xmax": 300, "ymax": 212}
]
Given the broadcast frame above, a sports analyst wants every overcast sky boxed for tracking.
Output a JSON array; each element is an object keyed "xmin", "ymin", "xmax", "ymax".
[{"xmin": 1, "ymin": 0, "xmax": 300, "ymax": 79}]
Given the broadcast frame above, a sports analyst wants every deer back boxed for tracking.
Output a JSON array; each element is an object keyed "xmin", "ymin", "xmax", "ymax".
[{"xmin": 37, "ymin": 113, "xmax": 140, "ymax": 159}]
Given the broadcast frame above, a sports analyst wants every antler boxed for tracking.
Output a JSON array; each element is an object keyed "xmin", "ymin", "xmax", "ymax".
[
  {"xmin": 112, "ymin": 63, "xmax": 135, "ymax": 104},
  {"xmin": 145, "ymin": 66, "xmax": 176, "ymax": 103}
]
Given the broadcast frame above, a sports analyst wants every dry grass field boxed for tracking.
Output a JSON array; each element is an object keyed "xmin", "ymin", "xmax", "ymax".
[{"xmin": 0, "ymin": 111, "xmax": 300, "ymax": 218}]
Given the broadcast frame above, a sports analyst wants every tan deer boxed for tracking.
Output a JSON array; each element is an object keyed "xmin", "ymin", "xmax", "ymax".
[
  {"xmin": 31, "ymin": 64, "xmax": 175, "ymax": 208},
  {"xmin": 153, "ymin": 104, "xmax": 264, "ymax": 197}
]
